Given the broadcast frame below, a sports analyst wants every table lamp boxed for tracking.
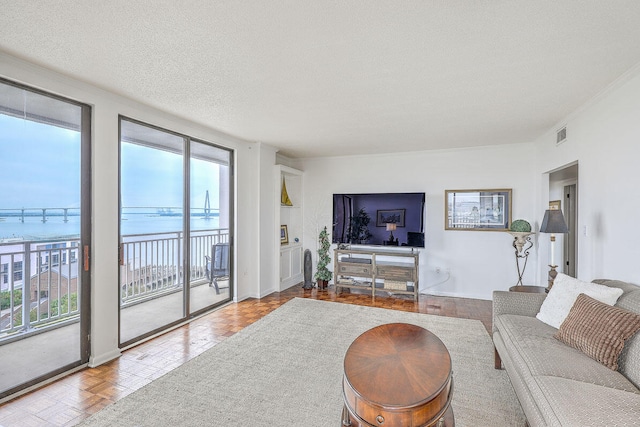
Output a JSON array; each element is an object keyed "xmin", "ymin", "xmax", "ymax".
[
  {"xmin": 386, "ymin": 223, "xmax": 396, "ymax": 243},
  {"xmin": 540, "ymin": 209, "xmax": 569, "ymax": 289}
]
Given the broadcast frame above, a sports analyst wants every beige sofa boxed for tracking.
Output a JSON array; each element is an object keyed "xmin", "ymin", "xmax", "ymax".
[{"xmin": 492, "ymin": 279, "xmax": 640, "ymax": 426}]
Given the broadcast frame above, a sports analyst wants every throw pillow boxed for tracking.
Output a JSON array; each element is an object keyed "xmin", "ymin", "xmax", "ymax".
[
  {"xmin": 536, "ymin": 273, "xmax": 623, "ymax": 329},
  {"xmin": 555, "ymin": 293, "xmax": 640, "ymax": 370}
]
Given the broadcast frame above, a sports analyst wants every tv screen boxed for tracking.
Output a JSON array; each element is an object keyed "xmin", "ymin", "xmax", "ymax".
[{"xmin": 332, "ymin": 192, "xmax": 425, "ymax": 248}]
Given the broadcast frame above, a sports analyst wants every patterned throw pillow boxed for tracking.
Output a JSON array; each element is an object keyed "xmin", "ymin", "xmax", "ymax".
[{"xmin": 555, "ymin": 293, "xmax": 640, "ymax": 370}]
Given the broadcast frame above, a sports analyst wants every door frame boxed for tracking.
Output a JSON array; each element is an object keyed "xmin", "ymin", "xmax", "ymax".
[
  {"xmin": 117, "ymin": 116, "xmax": 234, "ymax": 348},
  {"xmin": 548, "ymin": 162, "xmax": 578, "ymax": 278},
  {"xmin": 0, "ymin": 77, "xmax": 92, "ymax": 398}
]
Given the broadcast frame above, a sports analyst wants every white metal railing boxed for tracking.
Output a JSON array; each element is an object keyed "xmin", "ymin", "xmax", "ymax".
[
  {"xmin": 0, "ymin": 228, "xmax": 229, "ymax": 339},
  {"xmin": 119, "ymin": 228, "xmax": 229, "ymax": 306},
  {"xmin": 0, "ymin": 238, "xmax": 81, "ymax": 337}
]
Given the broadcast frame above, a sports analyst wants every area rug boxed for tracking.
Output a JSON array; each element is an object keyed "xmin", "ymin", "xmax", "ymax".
[{"xmin": 80, "ymin": 298, "xmax": 525, "ymax": 426}]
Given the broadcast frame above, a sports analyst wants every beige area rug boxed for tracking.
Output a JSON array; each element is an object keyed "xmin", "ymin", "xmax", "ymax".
[{"xmin": 80, "ymin": 298, "xmax": 525, "ymax": 426}]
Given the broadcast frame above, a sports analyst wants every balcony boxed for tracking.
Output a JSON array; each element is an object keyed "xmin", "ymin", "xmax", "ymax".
[
  {"xmin": 1, "ymin": 228, "xmax": 230, "ymax": 341},
  {"xmin": 0, "ymin": 228, "xmax": 230, "ymax": 394}
]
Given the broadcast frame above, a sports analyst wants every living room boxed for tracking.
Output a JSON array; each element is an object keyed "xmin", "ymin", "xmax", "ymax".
[{"xmin": 2, "ymin": 2, "xmax": 640, "ymax": 425}]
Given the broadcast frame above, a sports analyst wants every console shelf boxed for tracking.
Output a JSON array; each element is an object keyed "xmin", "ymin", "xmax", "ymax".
[{"xmin": 334, "ymin": 248, "xmax": 419, "ymax": 301}]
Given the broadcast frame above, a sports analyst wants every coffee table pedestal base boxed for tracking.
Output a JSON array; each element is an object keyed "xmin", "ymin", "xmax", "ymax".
[{"xmin": 342, "ymin": 404, "xmax": 454, "ymax": 427}]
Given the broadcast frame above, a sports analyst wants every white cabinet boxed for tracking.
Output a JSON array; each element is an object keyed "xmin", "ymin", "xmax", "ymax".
[
  {"xmin": 280, "ymin": 244, "xmax": 303, "ymax": 288},
  {"xmin": 275, "ymin": 165, "xmax": 303, "ymax": 291}
]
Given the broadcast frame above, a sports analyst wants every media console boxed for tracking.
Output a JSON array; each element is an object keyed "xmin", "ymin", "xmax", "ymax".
[{"xmin": 334, "ymin": 248, "xmax": 419, "ymax": 301}]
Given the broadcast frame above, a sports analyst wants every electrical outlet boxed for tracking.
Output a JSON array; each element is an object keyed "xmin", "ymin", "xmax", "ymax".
[{"xmin": 435, "ymin": 267, "xmax": 441, "ymax": 274}]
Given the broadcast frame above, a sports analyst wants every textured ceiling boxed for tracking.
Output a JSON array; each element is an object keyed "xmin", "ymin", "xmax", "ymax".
[{"xmin": 2, "ymin": 1, "xmax": 640, "ymax": 158}]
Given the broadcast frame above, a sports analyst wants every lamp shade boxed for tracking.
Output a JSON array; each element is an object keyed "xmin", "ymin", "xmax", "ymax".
[
  {"xmin": 386, "ymin": 223, "xmax": 397, "ymax": 231},
  {"xmin": 540, "ymin": 209, "xmax": 569, "ymax": 234}
]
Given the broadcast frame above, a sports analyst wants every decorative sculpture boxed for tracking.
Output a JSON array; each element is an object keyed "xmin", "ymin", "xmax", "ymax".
[
  {"xmin": 281, "ymin": 177, "xmax": 293, "ymax": 206},
  {"xmin": 508, "ymin": 231, "xmax": 534, "ymax": 286},
  {"xmin": 303, "ymin": 249, "xmax": 313, "ymax": 289},
  {"xmin": 508, "ymin": 220, "xmax": 533, "ymax": 286}
]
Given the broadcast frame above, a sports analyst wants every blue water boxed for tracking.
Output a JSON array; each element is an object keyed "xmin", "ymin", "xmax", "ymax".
[{"xmin": 0, "ymin": 215, "xmax": 220, "ymax": 240}]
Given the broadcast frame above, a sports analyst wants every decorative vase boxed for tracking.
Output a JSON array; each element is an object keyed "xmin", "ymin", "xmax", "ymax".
[
  {"xmin": 318, "ymin": 279, "xmax": 328, "ymax": 289},
  {"xmin": 508, "ymin": 231, "xmax": 534, "ymax": 253}
]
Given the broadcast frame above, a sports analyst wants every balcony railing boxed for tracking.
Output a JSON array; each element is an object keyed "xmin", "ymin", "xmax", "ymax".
[
  {"xmin": 0, "ymin": 228, "xmax": 229, "ymax": 340},
  {"xmin": 120, "ymin": 228, "xmax": 229, "ymax": 305},
  {"xmin": 0, "ymin": 238, "xmax": 81, "ymax": 338}
]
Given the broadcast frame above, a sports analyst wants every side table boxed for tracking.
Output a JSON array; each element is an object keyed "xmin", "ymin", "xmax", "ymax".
[{"xmin": 509, "ymin": 285, "xmax": 547, "ymax": 293}]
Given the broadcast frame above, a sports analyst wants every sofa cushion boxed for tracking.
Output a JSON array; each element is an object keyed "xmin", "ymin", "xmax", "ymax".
[
  {"xmin": 535, "ymin": 376, "xmax": 640, "ymax": 426},
  {"xmin": 595, "ymin": 284, "xmax": 640, "ymax": 387},
  {"xmin": 555, "ymin": 293, "xmax": 640, "ymax": 370},
  {"xmin": 600, "ymin": 288, "xmax": 640, "ymax": 389},
  {"xmin": 592, "ymin": 279, "xmax": 640, "ymax": 295},
  {"xmin": 536, "ymin": 273, "xmax": 623, "ymax": 329},
  {"xmin": 495, "ymin": 314, "xmax": 638, "ymax": 392}
]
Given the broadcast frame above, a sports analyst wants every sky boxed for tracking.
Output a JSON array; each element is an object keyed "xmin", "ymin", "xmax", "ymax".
[
  {"xmin": 1, "ymin": 114, "xmax": 221, "ymax": 214},
  {"xmin": 0, "ymin": 114, "xmax": 81, "ymax": 208},
  {"xmin": 121, "ymin": 142, "xmax": 220, "ymax": 213}
]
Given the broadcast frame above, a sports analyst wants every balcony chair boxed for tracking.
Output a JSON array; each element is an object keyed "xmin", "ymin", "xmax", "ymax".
[{"xmin": 205, "ymin": 242, "xmax": 230, "ymax": 294}]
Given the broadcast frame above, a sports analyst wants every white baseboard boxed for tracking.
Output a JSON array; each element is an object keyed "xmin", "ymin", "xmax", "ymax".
[
  {"xmin": 421, "ymin": 289, "xmax": 491, "ymax": 301},
  {"xmin": 89, "ymin": 349, "xmax": 122, "ymax": 368}
]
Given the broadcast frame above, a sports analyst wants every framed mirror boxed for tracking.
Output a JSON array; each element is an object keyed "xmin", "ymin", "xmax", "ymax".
[{"xmin": 445, "ymin": 189, "xmax": 512, "ymax": 231}]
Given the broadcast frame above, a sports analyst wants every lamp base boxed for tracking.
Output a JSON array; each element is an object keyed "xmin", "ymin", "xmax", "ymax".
[{"xmin": 547, "ymin": 265, "xmax": 558, "ymax": 291}]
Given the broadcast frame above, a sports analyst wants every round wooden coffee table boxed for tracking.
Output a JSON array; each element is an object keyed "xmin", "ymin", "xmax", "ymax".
[{"xmin": 342, "ymin": 323, "xmax": 454, "ymax": 427}]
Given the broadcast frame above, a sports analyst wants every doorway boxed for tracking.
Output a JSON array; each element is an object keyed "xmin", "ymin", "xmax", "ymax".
[
  {"xmin": 548, "ymin": 163, "xmax": 578, "ymax": 277},
  {"xmin": 563, "ymin": 184, "xmax": 577, "ymax": 277}
]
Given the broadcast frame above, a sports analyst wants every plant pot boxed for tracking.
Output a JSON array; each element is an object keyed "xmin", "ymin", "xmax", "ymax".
[{"xmin": 317, "ymin": 279, "xmax": 328, "ymax": 289}]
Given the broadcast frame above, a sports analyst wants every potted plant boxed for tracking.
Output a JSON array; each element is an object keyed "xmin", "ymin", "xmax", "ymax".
[
  {"xmin": 347, "ymin": 208, "xmax": 373, "ymax": 244},
  {"xmin": 509, "ymin": 219, "xmax": 533, "ymax": 253},
  {"xmin": 314, "ymin": 226, "xmax": 332, "ymax": 289}
]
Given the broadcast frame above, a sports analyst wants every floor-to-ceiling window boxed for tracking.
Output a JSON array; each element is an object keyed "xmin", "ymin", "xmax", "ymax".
[
  {"xmin": 188, "ymin": 140, "xmax": 232, "ymax": 314},
  {"xmin": 118, "ymin": 117, "xmax": 233, "ymax": 347},
  {"xmin": 0, "ymin": 78, "xmax": 91, "ymax": 399}
]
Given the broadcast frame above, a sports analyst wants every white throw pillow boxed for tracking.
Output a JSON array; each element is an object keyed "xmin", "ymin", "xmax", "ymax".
[{"xmin": 536, "ymin": 273, "xmax": 623, "ymax": 329}]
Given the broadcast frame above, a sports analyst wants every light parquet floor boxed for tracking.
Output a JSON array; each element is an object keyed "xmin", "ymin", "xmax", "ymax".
[{"xmin": 0, "ymin": 286, "xmax": 492, "ymax": 426}]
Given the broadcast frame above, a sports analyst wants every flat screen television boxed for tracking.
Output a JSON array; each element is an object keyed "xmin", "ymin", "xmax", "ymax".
[{"xmin": 332, "ymin": 192, "xmax": 425, "ymax": 248}]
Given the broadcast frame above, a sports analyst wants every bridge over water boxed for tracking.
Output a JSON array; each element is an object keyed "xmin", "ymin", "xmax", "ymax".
[{"xmin": 0, "ymin": 206, "xmax": 219, "ymax": 223}]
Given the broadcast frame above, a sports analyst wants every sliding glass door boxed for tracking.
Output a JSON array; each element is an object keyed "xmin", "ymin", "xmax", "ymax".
[
  {"xmin": 119, "ymin": 120, "xmax": 186, "ymax": 345},
  {"xmin": 119, "ymin": 118, "xmax": 233, "ymax": 347},
  {"xmin": 0, "ymin": 78, "xmax": 91, "ymax": 398},
  {"xmin": 189, "ymin": 141, "xmax": 232, "ymax": 313}
]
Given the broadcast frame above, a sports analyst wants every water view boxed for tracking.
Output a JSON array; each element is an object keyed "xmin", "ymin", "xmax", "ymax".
[{"xmin": 0, "ymin": 212, "xmax": 220, "ymax": 242}]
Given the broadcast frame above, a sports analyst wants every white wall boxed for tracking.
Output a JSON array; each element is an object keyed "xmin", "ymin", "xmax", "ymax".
[
  {"xmin": 533, "ymin": 64, "xmax": 640, "ymax": 284},
  {"xmin": 234, "ymin": 141, "xmax": 264, "ymax": 302},
  {"xmin": 0, "ymin": 53, "xmax": 262, "ymax": 366},
  {"xmin": 301, "ymin": 143, "xmax": 537, "ymax": 300},
  {"xmin": 302, "ymin": 64, "xmax": 640, "ymax": 297},
  {"xmin": 258, "ymin": 144, "xmax": 278, "ymax": 298}
]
